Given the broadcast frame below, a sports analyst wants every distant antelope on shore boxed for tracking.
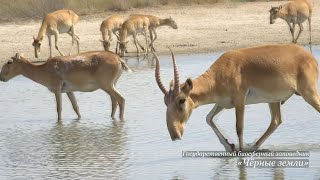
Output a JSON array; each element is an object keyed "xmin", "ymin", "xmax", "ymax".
[
  {"xmin": 269, "ymin": 0, "xmax": 313, "ymax": 44},
  {"xmin": 32, "ymin": 10, "xmax": 80, "ymax": 58},
  {"xmin": 130, "ymin": 14, "xmax": 178, "ymax": 51},
  {"xmin": 0, "ymin": 51, "xmax": 131, "ymax": 121}
]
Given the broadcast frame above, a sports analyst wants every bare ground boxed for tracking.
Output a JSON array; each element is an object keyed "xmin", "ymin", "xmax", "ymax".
[{"xmin": 0, "ymin": 1, "xmax": 319, "ymax": 64}]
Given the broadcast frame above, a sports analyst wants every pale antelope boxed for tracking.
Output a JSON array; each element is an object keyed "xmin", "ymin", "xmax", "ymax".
[
  {"xmin": 269, "ymin": 0, "xmax": 313, "ymax": 44},
  {"xmin": 154, "ymin": 45, "xmax": 319, "ymax": 151},
  {"xmin": 100, "ymin": 15, "xmax": 124, "ymax": 53},
  {"xmin": 119, "ymin": 16, "xmax": 150, "ymax": 57},
  {"xmin": 0, "ymin": 52, "xmax": 131, "ymax": 120},
  {"xmin": 130, "ymin": 14, "xmax": 178, "ymax": 51},
  {"xmin": 32, "ymin": 9, "xmax": 80, "ymax": 58}
]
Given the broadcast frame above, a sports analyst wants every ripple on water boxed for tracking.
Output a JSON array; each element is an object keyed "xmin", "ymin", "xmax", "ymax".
[{"xmin": 0, "ymin": 50, "xmax": 320, "ymax": 179}]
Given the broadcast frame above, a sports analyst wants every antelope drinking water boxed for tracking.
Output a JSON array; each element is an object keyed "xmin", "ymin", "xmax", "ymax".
[{"xmin": 32, "ymin": 9, "xmax": 80, "ymax": 58}]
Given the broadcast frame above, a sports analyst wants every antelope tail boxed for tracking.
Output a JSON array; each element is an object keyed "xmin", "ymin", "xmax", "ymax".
[{"xmin": 118, "ymin": 57, "xmax": 132, "ymax": 72}]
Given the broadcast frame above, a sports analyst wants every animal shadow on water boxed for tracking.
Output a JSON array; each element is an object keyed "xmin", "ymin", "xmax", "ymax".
[
  {"xmin": 212, "ymin": 158, "xmax": 284, "ymax": 179},
  {"xmin": 123, "ymin": 54, "xmax": 155, "ymax": 70},
  {"xmin": 48, "ymin": 120, "xmax": 128, "ymax": 178}
]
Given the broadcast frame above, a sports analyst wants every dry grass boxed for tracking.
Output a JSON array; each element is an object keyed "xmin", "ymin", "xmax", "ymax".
[{"xmin": 0, "ymin": 0, "xmax": 273, "ymax": 22}]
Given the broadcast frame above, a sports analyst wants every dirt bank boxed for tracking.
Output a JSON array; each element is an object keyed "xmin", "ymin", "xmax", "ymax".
[{"xmin": 0, "ymin": 1, "xmax": 318, "ymax": 64}]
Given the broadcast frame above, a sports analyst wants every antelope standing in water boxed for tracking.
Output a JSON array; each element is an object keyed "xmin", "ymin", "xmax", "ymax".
[
  {"xmin": 119, "ymin": 16, "xmax": 150, "ymax": 57},
  {"xmin": 154, "ymin": 45, "xmax": 319, "ymax": 151},
  {"xmin": 269, "ymin": 0, "xmax": 313, "ymax": 44},
  {"xmin": 32, "ymin": 10, "xmax": 80, "ymax": 58},
  {"xmin": 100, "ymin": 15, "xmax": 124, "ymax": 53},
  {"xmin": 0, "ymin": 52, "xmax": 131, "ymax": 121},
  {"xmin": 130, "ymin": 14, "xmax": 178, "ymax": 51}
]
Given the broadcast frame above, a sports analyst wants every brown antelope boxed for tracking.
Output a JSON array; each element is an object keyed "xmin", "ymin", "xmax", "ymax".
[
  {"xmin": 32, "ymin": 9, "xmax": 80, "ymax": 58},
  {"xmin": 269, "ymin": 0, "xmax": 313, "ymax": 44},
  {"xmin": 119, "ymin": 16, "xmax": 150, "ymax": 57},
  {"xmin": 130, "ymin": 14, "xmax": 178, "ymax": 51},
  {"xmin": 154, "ymin": 45, "xmax": 319, "ymax": 151},
  {"xmin": 100, "ymin": 15, "xmax": 124, "ymax": 53},
  {"xmin": 0, "ymin": 51, "xmax": 131, "ymax": 121}
]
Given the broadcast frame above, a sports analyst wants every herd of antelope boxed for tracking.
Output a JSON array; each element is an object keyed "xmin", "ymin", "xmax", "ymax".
[{"xmin": 0, "ymin": 0, "xmax": 319, "ymax": 151}]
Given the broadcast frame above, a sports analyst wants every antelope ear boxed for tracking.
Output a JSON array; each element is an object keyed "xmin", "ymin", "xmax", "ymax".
[
  {"xmin": 183, "ymin": 78, "xmax": 193, "ymax": 95},
  {"xmin": 33, "ymin": 36, "xmax": 36, "ymax": 40},
  {"xmin": 100, "ymin": 39, "xmax": 104, "ymax": 43},
  {"xmin": 7, "ymin": 59, "xmax": 13, "ymax": 64},
  {"xmin": 15, "ymin": 53, "xmax": 20, "ymax": 59},
  {"xmin": 12, "ymin": 53, "xmax": 22, "ymax": 61}
]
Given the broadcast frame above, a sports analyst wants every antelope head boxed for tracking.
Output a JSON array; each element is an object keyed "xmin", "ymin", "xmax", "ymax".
[
  {"xmin": 0, "ymin": 53, "xmax": 24, "ymax": 82},
  {"xmin": 269, "ymin": 5, "xmax": 282, "ymax": 24},
  {"xmin": 100, "ymin": 39, "xmax": 111, "ymax": 51},
  {"xmin": 118, "ymin": 40, "xmax": 129, "ymax": 57},
  {"xmin": 154, "ymin": 49, "xmax": 195, "ymax": 141},
  {"xmin": 168, "ymin": 17, "xmax": 178, "ymax": 29},
  {"xmin": 32, "ymin": 36, "xmax": 43, "ymax": 58}
]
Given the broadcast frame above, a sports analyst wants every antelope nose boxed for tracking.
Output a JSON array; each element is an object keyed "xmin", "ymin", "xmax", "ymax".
[
  {"xmin": 0, "ymin": 76, "xmax": 4, "ymax": 82},
  {"xmin": 172, "ymin": 137, "xmax": 181, "ymax": 141},
  {"xmin": 170, "ymin": 131, "xmax": 182, "ymax": 141}
]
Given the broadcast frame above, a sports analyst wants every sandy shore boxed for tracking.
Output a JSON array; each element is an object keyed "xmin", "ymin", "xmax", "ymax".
[{"xmin": 0, "ymin": 1, "xmax": 319, "ymax": 64}]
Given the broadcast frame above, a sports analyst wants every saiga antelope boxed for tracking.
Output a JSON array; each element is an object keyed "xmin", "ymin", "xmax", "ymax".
[
  {"xmin": 100, "ymin": 15, "xmax": 124, "ymax": 54},
  {"xmin": 130, "ymin": 14, "xmax": 178, "ymax": 51},
  {"xmin": 154, "ymin": 45, "xmax": 319, "ymax": 151},
  {"xmin": 119, "ymin": 16, "xmax": 150, "ymax": 57},
  {"xmin": 32, "ymin": 9, "xmax": 80, "ymax": 58},
  {"xmin": 269, "ymin": 0, "xmax": 313, "ymax": 44},
  {"xmin": 0, "ymin": 51, "xmax": 131, "ymax": 120}
]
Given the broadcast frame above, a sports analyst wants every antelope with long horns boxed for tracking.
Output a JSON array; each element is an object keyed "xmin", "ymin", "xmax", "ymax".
[
  {"xmin": 32, "ymin": 9, "xmax": 80, "ymax": 58},
  {"xmin": 269, "ymin": 0, "xmax": 313, "ymax": 44},
  {"xmin": 154, "ymin": 45, "xmax": 319, "ymax": 151},
  {"xmin": 0, "ymin": 51, "xmax": 131, "ymax": 121}
]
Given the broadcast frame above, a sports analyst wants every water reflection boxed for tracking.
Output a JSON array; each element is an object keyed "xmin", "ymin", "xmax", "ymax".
[
  {"xmin": 209, "ymin": 157, "xmax": 286, "ymax": 180},
  {"xmin": 46, "ymin": 120, "xmax": 129, "ymax": 179},
  {"xmin": 0, "ymin": 49, "xmax": 319, "ymax": 179},
  {"xmin": 122, "ymin": 54, "xmax": 155, "ymax": 71}
]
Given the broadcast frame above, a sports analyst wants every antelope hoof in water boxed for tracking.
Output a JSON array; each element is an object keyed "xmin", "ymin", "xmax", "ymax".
[{"xmin": 233, "ymin": 142, "xmax": 259, "ymax": 152}]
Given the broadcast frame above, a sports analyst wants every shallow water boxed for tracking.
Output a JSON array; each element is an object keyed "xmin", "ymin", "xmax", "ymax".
[{"xmin": 0, "ymin": 46, "xmax": 320, "ymax": 179}]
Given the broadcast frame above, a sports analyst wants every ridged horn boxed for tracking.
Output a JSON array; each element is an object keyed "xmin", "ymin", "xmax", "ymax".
[
  {"xmin": 153, "ymin": 51, "xmax": 169, "ymax": 96},
  {"xmin": 168, "ymin": 47, "xmax": 180, "ymax": 96}
]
